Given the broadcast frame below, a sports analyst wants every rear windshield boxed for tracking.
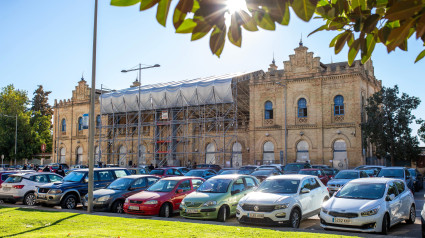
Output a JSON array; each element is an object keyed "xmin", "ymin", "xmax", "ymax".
[
  {"xmin": 1, "ymin": 174, "xmax": 14, "ymax": 181},
  {"xmin": 378, "ymin": 169, "xmax": 404, "ymax": 178},
  {"xmin": 284, "ymin": 164, "xmax": 304, "ymax": 171},
  {"xmin": 4, "ymin": 176, "xmax": 23, "ymax": 183},
  {"xmin": 335, "ymin": 171, "xmax": 359, "ymax": 179}
]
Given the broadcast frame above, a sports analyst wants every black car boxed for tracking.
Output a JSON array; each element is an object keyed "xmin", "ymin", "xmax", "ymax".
[
  {"xmin": 250, "ymin": 168, "xmax": 282, "ymax": 182},
  {"xmin": 35, "ymin": 168, "xmax": 130, "ymax": 209},
  {"xmin": 377, "ymin": 167, "xmax": 415, "ymax": 193},
  {"xmin": 83, "ymin": 175, "xmax": 160, "ymax": 213},
  {"xmin": 283, "ymin": 163, "xmax": 312, "ymax": 174},
  {"xmin": 408, "ymin": 168, "xmax": 424, "ymax": 191},
  {"xmin": 238, "ymin": 165, "xmax": 258, "ymax": 174}
]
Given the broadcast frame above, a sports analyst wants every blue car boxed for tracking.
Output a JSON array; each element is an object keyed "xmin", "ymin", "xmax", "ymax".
[
  {"xmin": 327, "ymin": 169, "xmax": 369, "ymax": 195},
  {"xmin": 184, "ymin": 169, "xmax": 217, "ymax": 179}
]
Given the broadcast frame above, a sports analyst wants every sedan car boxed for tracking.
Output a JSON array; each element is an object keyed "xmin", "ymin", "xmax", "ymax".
[
  {"xmin": 83, "ymin": 175, "xmax": 160, "ymax": 213},
  {"xmin": 320, "ymin": 178, "xmax": 415, "ymax": 234},
  {"xmin": 184, "ymin": 169, "xmax": 216, "ymax": 179},
  {"xmin": 283, "ymin": 163, "xmax": 312, "ymax": 174},
  {"xmin": 123, "ymin": 177, "xmax": 205, "ymax": 217},
  {"xmin": 323, "ymin": 168, "xmax": 339, "ymax": 179},
  {"xmin": 408, "ymin": 168, "xmax": 423, "ymax": 191},
  {"xmin": 127, "ymin": 168, "xmax": 149, "ymax": 175},
  {"xmin": 377, "ymin": 167, "xmax": 415, "ymax": 193},
  {"xmin": 237, "ymin": 174, "xmax": 329, "ymax": 228},
  {"xmin": 238, "ymin": 165, "xmax": 259, "ymax": 174},
  {"xmin": 299, "ymin": 168, "xmax": 330, "ymax": 185},
  {"xmin": 327, "ymin": 170, "xmax": 369, "ymax": 195},
  {"xmin": 250, "ymin": 169, "xmax": 282, "ymax": 182},
  {"xmin": 180, "ymin": 175, "xmax": 259, "ymax": 222},
  {"xmin": 149, "ymin": 168, "xmax": 184, "ymax": 178}
]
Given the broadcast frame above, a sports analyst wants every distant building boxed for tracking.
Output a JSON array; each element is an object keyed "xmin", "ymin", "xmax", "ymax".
[{"xmin": 52, "ymin": 44, "xmax": 381, "ymax": 169}]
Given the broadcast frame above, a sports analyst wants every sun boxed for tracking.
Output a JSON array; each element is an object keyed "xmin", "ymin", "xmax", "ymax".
[{"xmin": 225, "ymin": 0, "xmax": 248, "ymax": 14}]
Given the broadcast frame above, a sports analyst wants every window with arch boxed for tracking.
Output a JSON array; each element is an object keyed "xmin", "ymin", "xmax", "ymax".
[
  {"xmin": 232, "ymin": 142, "xmax": 242, "ymax": 168},
  {"xmin": 78, "ymin": 117, "xmax": 83, "ymax": 131},
  {"xmin": 297, "ymin": 98, "xmax": 307, "ymax": 117},
  {"xmin": 60, "ymin": 147, "xmax": 66, "ymax": 163},
  {"xmin": 264, "ymin": 101, "xmax": 273, "ymax": 119},
  {"xmin": 334, "ymin": 95, "xmax": 345, "ymax": 115},
  {"xmin": 96, "ymin": 115, "xmax": 101, "ymax": 128},
  {"xmin": 206, "ymin": 143, "xmax": 216, "ymax": 164},
  {"xmin": 61, "ymin": 119, "xmax": 66, "ymax": 132},
  {"xmin": 263, "ymin": 141, "xmax": 275, "ymax": 162},
  {"xmin": 296, "ymin": 140, "xmax": 309, "ymax": 162}
]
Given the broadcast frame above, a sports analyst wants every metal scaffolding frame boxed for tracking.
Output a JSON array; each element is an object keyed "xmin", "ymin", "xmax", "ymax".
[{"xmin": 95, "ymin": 72, "xmax": 256, "ymax": 168}]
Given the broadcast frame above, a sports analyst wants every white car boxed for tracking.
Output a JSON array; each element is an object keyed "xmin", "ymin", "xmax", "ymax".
[
  {"xmin": 236, "ymin": 174, "xmax": 330, "ymax": 228},
  {"xmin": 320, "ymin": 178, "xmax": 415, "ymax": 234},
  {"xmin": 0, "ymin": 172, "xmax": 63, "ymax": 205}
]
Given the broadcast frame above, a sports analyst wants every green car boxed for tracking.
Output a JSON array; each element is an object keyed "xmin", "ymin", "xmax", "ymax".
[{"xmin": 180, "ymin": 174, "xmax": 259, "ymax": 222}]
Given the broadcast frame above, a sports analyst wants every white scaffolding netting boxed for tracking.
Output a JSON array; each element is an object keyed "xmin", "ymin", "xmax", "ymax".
[{"xmin": 101, "ymin": 73, "xmax": 244, "ymax": 114}]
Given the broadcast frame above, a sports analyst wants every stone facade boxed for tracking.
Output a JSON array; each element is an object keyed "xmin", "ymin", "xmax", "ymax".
[{"xmin": 52, "ymin": 44, "xmax": 381, "ymax": 169}]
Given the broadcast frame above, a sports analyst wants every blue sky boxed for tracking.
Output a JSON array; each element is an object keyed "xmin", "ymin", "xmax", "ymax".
[{"xmin": 1, "ymin": 1, "xmax": 424, "ymax": 145}]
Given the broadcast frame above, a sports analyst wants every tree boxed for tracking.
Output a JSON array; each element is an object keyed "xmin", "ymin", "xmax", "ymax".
[
  {"xmin": 362, "ymin": 85, "xmax": 421, "ymax": 166},
  {"xmin": 111, "ymin": 0, "xmax": 425, "ymax": 63},
  {"xmin": 418, "ymin": 119, "xmax": 425, "ymax": 143},
  {"xmin": 31, "ymin": 85, "xmax": 53, "ymax": 117},
  {"xmin": 30, "ymin": 85, "xmax": 53, "ymax": 155}
]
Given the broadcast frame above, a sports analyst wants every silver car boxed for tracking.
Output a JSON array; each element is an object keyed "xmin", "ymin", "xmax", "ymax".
[{"xmin": 327, "ymin": 170, "xmax": 369, "ymax": 195}]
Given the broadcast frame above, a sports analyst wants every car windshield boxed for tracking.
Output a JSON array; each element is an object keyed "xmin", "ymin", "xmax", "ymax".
[
  {"xmin": 64, "ymin": 171, "xmax": 86, "ymax": 182},
  {"xmin": 251, "ymin": 170, "xmax": 272, "ymax": 176},
  {"xmin": 335, "ymin": 171, "xmax": 359, "ymax": 179},
  {"xmin": 220, "ymin": 170, "xmax": 239, "ymax": 175},
  {"xmin": 240, "ymin": 166, "xmax": 255, "ymax": 170},
  {"xmin": 299, "ymin": 170, "xmax": 319, "ymax": 176},
  {"xmin": 256, "ymin": 179, "xmax": 300, "ymax": 194},
  {"xmin": 107, "ymin": 178, "xmax": 133, "ymax": 190},
  {"xmin": 149, "ymin": 169, "xmax": 164, "ymax": 175},
  {"xmin": 377, "ymin": 169, "xmax": 404, "ymax": 178},
  {"xmin": 335, "ymin": 183, "xmax": 386, "ymax": 200},
  {"xmin": 147, "ymin": 180, "xmax": 178, "ymax": 192},
  {"xmin": 284, "ymin": 164, "xmax": 304, "ymax": 171},
  {"xmin": 197, "ymin": 179, "xmax": 231, "ymax": 193},
  {"xmin": 238, "ymin": 169, "xmax": 251, "ymax": 175},
  {"xmin": 4, "ymin": 176, "xmax": 23, "ymax": 183},
  {"xmin": 408, "ymin": 169, "xmax": 416, "ymax": 176},
  {"xmin": 185, "ymin": 170, "xmax": 205, "ymax": 177}
]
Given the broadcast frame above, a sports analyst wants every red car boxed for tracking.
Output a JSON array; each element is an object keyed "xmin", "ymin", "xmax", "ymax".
[
  {"xmin": 149, "ymin": 168, "xmax": 184, "ymax": 178},
  {"xmin": 299, "ymin": 168, "xmax": 330, "ymax": 185},
  {"xmin": 123, "ymin": 177, "xmax": 205, "ymax": 217}
]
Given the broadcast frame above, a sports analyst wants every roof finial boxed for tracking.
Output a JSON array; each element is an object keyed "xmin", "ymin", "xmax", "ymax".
[
  {"xmin": 299, "ymin": 33, "xmax": 303, "ymax": 46},
  {"xmin": 272, "ymin": 52, "xmax": 275, "ymax": 65},
  {"xmin": 81, "ymin": 71, "xmax": 85, "ymax": 81}
]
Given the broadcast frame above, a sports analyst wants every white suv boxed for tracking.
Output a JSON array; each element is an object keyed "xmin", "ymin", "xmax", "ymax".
[
  {"xmin": 236, "ymin": 174, "xmax": 330, "ymax": 228},
  {"xmin": 0, "ymin": 172, "xmax": 63, "ymax": 205}
]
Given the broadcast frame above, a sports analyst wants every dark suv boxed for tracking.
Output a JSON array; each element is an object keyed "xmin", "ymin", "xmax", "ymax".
[
  {"xmin": 283, "ymin": 162, "xmax": 312, "ymax": 174},
  {"xmin": 35, "ymin": 168, "xmax": 130, "ymax": 209}
]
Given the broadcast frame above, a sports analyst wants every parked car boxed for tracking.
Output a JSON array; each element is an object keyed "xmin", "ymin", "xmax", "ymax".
[
  {"xmin": 128, "ymin": 168, "xmax": 149, "ymax": 175},
  {"xmin": 149, "ymin": 168, "xmax": 184, "ymax": 178},
  {"xmin": 238, "ymin": 165, "xmax": 259, "ymax": 174},
  {"xmin": 258, "ymin": 164, "xmax": 284, "ymax": 173},
  {"xmin": 421, "ymin": 202, "xmax": 425, "ymax": 238},
  {"xmin": 46, "ymin": 163, "xmax": 70, "ymax": 173},
  {"xmin": 283, "ymin": 163, "xmax": 312, "ymax": 174},
  {"xmin": 320, "ymin": 178, "xmax": 416, "ymax": 234},
  {"xmin": 0, "ymin": 170, "xmax": 34, "ymax": 185},
  {"xmin": 0, "ymin": 164, "xmax": 10, "ymax": 170},
  {"xmin": 0, "ymin": 172, "xmax": 63, "ymax": 205},
  {"xmin": 82, "ymin": 175, "xmax": 160, "ymax": 213},
  {"xmin": 217, "ymin": 169, "xmax": 240, "ymax": 175},
  {"xmin": 237, "ymin": 174, "xmax": 329, "ymax": 228},
  {"xmin": 299, "ymin": 168, "xmax": 330, "ymax": 185},
  {"xmin": 323, "ymin": 168, "xmax": 339, "ymax": 179},
  {"xmin": 250, "ymin": 168, "xmax": 282, "ymax": 182},
  {"xmin": 355, "ymin": 165, "xmax": 385, "ymax": 176},
  {"xmin": 184, "ymin": 169, "xmax": 217, "ymax": 179},
  {"xmin": 36, "ymin": 168, "xmax": 130, "ymax": 209},
  {"xmin": 377, "ymin": 167, "xmax": 415, "ymax": 193},
  {"xmin": 327, "ymin": 170, "xmax": 369, "ymax": 195},
  {"xmin": 196, "ymin": 164, "xmax": 222, "ymax": 172},
  {"xmin": 124, "ymin": 176, "xmax": 205, "ymax": 217},
  {"xmin": 356, "ymin": 168, "xmax": 377, "ymax": 177},
  {"xmin": 180, "ymin": 174, "xmax": 259, "ymax": 222},
  {"xmin": 312, "ymin": 165, "xmax": 330, "ymax": 169},
  {"xmin": 408, "ymin": 168, "xmax": 423, "ymax": 191}
]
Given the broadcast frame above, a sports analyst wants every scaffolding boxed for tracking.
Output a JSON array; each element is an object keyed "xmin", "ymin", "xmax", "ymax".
[{"xmin": 96, "ymin": 72, "xmax": 256, "ymax": 168}]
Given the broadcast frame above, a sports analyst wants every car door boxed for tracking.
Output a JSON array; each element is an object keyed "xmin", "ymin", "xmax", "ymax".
[
  {"xmin": 243, "ymin": 177, "xmax": 257, "ymax": 194},
  {"xmin": 96, "ymin": 170, "xmax": 114, "ymax": 189},
  {"xmin": 230, "ymin": 178, "xmax": 247, "ymax": 214},
  {"xmin": 308, "ymin": 178, "xmax": 323, "ymax": 212},
  {"xmin": 31, "ymin": 174, "xmax": 50, "ymax": 191},
  {"xmin": 125, "ymin": 178, "xmax": 149, "ymax": 198},
  {"xmin": 394, "ymin": 181, "xmax": 409, "ymax": 219},
  {"xmin": 298, "ymin": 178, "xmax": 312, "ymax": 214},
  {"xmin": 171, "ymin": 180, "xmax": 192, "ymax": 211},
  {"xmin": 386, "ymin": 182, "xmax": 401, "ymax": 225}
]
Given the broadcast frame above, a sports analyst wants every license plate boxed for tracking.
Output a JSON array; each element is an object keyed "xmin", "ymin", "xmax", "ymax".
[
  {"xmin": 186, "ymin": 209, "xmax": 199, "ymax": 214},
  {"xmin": 129, "ymin": 206, "xmax": 140, "ymax": 210},
  {"xmin": 37, "ymin": 194, "xmax": 46, "ymax": 198},
  {"xmin": 3, "ymin": 188, "xmax": 11, "ymax": 192},
  {"xmin": 333, "ymin": 217, "xmax": 351, "ymax": 223},
  {"xmin": 248, "ymin": 213, "xmax": 264, "ymax": 218}
]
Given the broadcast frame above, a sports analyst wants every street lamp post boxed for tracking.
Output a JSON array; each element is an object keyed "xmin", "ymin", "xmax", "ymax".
[
  {"xmin": 0, "ymin": 114, "xmax": 18, "ymax": 165},
  {"xmin": 275, "ymin": 82, "xmax": 287, "ymax": 165}
]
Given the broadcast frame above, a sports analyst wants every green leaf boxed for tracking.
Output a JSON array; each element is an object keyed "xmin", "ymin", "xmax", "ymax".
[
  {"xmin": 351, "ymin": 0, "xmax": 366, "ymax": 11},
  {"xmin": 240, "ymin": 11, "xmax": 258, "ymax": 31},
  {"xmin": 191, "ymin": 20, "xmax": 213, "ymax": 41},
  {"xmin": 348, "ymin": 39, "xmax": 361, "ymax": 65},
  {"xmin": 385, "ymin": 0, "xmax": 423, "ymax": 22},
  {"xmin": 156, "ymin": 0, "xmax": 172, "ymax": 26},
  {"xmin": 361, "ymin": 34, "xmax": 376, "ymax": 63},
  {"xmin": 210, "ymin": 26, "xmax": 226, "ymax": 57},
  {"xmin": 334, "ymin": 31, "xmax": 352, "ymax": 54},
  {"xmin": 267, "ymin": 0, "xmax": 290, "ymax": 25},
  {"xmin": 415, "ymin": 49, "xmax": 425, "ymax": 63},
  {"xmin": 308, "ymin": 24, "xmax": 327, "ymax": 37},
  {"xmin": 254, "ymin": 11, "xmax": 275, "ymax": 30},
  {"xmin": 176, "ymin": 19, "xmax": 197, "ymax": 33},
  {"xmin": 363, "ymin": 14, "xmax": 380, "ymax": 33},
  {"xmin": 228, "ymin": 15, "xmax": 242, "ymax": 47},
  {"xmin": 329, "ymin": 33, "xmax": 341, "ymax": 47},
  {"xmin": 291, "ymin": 0, "xmax": 318, "ymax": 21},
  {"xmin": 386, "ymin": 18, "xmax": 416, "ymax": 52},
  {"xmin": 416, "ymin": 14, "xmax": 425, "ymax": 39},
  {"xmin": 111, "ymin": 0, "xmax": 140, "ymax": 6},
  {"xmin": 140, "ymin": 0, "xmax": 159, "ymax": 10},
  {"xmin": 173, "ymin": 0, "xmax": 194, "ymax": 29}
]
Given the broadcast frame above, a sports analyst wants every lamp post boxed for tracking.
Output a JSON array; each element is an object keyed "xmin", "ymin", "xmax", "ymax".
[
  {"xmin": 1, "ymin": 155, "xmax": 4, "ymax": 170},
  {"xmin": 121, "ymin": 63, "xmax": 160, "ymax": 83},
  {"xmin": 0, "ymin": 114, "xmax": 17, "ymax": 165},
  {"xmin": 275, "ymin": 82, "xmax": 287, "ymax": 165}
]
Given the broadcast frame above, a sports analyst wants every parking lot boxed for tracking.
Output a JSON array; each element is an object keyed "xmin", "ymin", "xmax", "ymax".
[{"xmin": 1, "ymin": 188, "xmax": 423, "ymax": 238}]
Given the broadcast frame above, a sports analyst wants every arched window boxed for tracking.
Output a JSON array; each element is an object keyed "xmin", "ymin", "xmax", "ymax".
[
  {"xmin": 60, "ymin": 147, "xmax": 66, "ymax": 163},
  {"xmin": 206, "ymin": 143, "xmax": 216, "ymax": 164},
  {"xmin": 263, "ymin": 141, "xmax": 275, "ymax": 163},
  {"xmin": 232, "ymin": 142, "xmax": 242, "ymax": 168},
  {"xmin": 96, "ymin": 115, "xmax": 101, "ymax": 128},
  {"xmin": 119, "ymin": 146, "xmax": 127, "ymax": 167},
  {"xmin": 298, "ymin": 98, "xmax": 307, "ymax": 117},
  {"xmin": 334, "ymin": 95, "xmax": 344, "ymax": 115},
  {"xmin": 78, "ymin": 117, "xmax": 83, "ymax": 131},
  {"xmin": 76, "ymin": 147, "xmax": 83, "ymax": 165},
  {"xmin": 296, "ymin": 140, "xmax": 309, "ymax": 162},
  {"xmin": 264, "ymin": 101, "xmax": 273, "ymax": 119},
  {"xmin": 61, "ymin": 119, "xmax": 66, "ymax": 132}
]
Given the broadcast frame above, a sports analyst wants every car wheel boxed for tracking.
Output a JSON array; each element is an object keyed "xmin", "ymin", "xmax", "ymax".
[
  {"xmin": 289, "ymin": 208, "xmax": 301, "ymax": 228},
  {"xmin": 112, "ymin": 200, "xmax": 124, "ymax": 214},
  {"xmin": 381, "ymin": 213, "xmax": 390, "ymax": 235},
  {"xmin": 159, "ymin": 203, "xmax": 171, "ymax": 218},
  {"xmin": 23, "ymin": 192, "xmax": 36, "ymax": 206},
  {"xmin": 406, "ymin": 205, "xmax": 416, "ymax": 224},
  {"xmin": 61, "ymin": 194, "xmax": 77, "ymax": 209},
  {"xmin": 217, "ymin": 206, "xmax": 227, "ymax": 222}
]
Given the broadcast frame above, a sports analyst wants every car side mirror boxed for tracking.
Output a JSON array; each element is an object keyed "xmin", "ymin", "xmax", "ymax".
[
  {"xmin": 301, "ymin": 188, "xmax": 310, "ymax": 194},
  {"xmin": 386, "ymin": 194, "xmax": 395, "ymax": 201},
  {"xmin": 231, "ymin": 189, "xmax": 241, "ymax": 195},
  {"xmin": 406, "ymin": 176, "xmax": 411, "ymax": 180},
  {"xmin": 176, "ymin": 189, "xmax": 183, "ymax": 194}
]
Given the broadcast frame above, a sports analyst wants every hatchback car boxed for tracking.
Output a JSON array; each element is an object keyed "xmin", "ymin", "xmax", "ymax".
[
  {"xmin": 180, "ymin": 175, "xmax": 259, "ymax": 222},
  {"xmin": 184, "ymin": 169, "xmax": 217, "ymax": 179},
  {"xmin": 237, "ymin": 174, "xmax": 329, "ymax": 228},
  {"xmin": 124, "ymin": 177, "xmax": 205, "ymax": 217},
  {"xmin": 377, "ymin": 167, "xmax": 415, "ymax": 193},
  {"xmin": 299, "ymin": 168, "xmax": 330, "ymax": 185},
  {"xmin": 0, "ymin": 170, "xmax": 34, "ymax": 185},
  {"xmin": 83, "ymin": 175, "xmax": 160, "ymax": 213},
  {"xmin": 327, "ymin": 170, "xmax": 369, "ymax": 195},
  {"xmin": 320, "ymin": 178, "xmax": 415, "ymax": 234},
  {"xmin": 283, "ymin": 163, "xmax": 312, "ymax": 174},
  {"xmin": 0, "ymin": 172, "xmax": 63, "ymax": 205},
  {"xmin": 149, "ymin": 168, "xmax": 184, "ymax": 178}
]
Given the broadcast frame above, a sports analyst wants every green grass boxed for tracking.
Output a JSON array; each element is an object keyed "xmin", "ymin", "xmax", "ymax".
[{"xmin": 0, "ymin": 206, "xmax": 358, "ymax": 238}]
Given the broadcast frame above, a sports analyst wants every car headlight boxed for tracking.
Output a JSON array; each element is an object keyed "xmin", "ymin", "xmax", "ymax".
[
  {"xmin": 238, "ymin": 201, "xmax": 244, "ymax": 207},
  {"xmin": 274, "ymin": 203, "xmax": 289, "ymax": 210},
  {"xmin": 125, "ymin": 198, "xmax": 129, "ymax": 203},
  {"xmin": 321, "ymin": 207, "xmax": 329, "ymax": 214},
  {"xmin": 361, "ymin": 206, "xmax": 380, "ymax": 217},
  {"xmin": 180, "ymin": 201, "xmax": 185, "ymax": 206},
  {"xmin": 97, "ymin": 195, "xmax": 110, "ymax": 202},
  {"xmin": 48, "ymin": 189, "xmax": 62, "ymax": 194},
  {"xmin": 144, "ymin": 200, "xmax": 158, "ymax": 205},
  {"xmin": 202, "ymin": 201, "xmax": 217, "ymax": 207}
]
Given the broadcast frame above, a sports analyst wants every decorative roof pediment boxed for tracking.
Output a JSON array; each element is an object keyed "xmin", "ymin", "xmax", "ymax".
[
  {"xmin": 72, "ymin": 77, "xmax": 90, "ymax": 102},
  {"xmin": 283, "ymin": 45, "xmax": 322, "ymax": 75}
]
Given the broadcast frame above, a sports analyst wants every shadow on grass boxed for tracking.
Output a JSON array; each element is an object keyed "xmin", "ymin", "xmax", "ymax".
[{"xmin": 3, "ymin": 212, "xmax": 81, "ymax": 237}]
